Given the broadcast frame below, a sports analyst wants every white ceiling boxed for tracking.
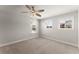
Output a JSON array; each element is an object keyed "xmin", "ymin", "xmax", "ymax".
[
  {"xmin": 35, "ymin": 5, "xmax": 79, "ymax": 19},
  {"xmin": 0, "ymin": 5, "xmax": 79, "ymax": 19}
]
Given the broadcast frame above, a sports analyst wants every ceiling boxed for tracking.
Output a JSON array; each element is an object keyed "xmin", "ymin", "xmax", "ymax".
[
  {"xmin": 35, "ymin": 5, "xmax": 79, "ymax": 19},
  {"xmin": 0, "ymin": 5, "xmax": 79, "ymax": 19}
]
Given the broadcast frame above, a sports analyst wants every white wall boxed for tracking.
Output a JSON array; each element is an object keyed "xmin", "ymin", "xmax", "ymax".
[
  {"xmin": 78, "ymin": 9, "xmax": 79, "ymax": 48},
  {"xmin": 40, "ymin": 11, "xmax": 78, "ymax": 47},
  {"xmin": 0, "ymin": 8, "xmax": 39, "ymax": 46}
]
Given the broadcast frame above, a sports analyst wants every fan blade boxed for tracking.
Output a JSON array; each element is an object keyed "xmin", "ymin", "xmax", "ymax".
[
  {"xmin": 32, "ymin": 6, "xmax": 35, "ymax": 11},
  {"xmin": 21, "ymin": 11, "xmax": 28, "ymax": 13},
  {"xmin": 37, "ymin": 9, "xmax": 44, "ymax": 12},
  {"xmin": 25, "ymin": 5, "xmax": 31, "ymax": 10},
  {"xmin": 36, "ymin": 13, "xmax": 41, "ymax": 17}
]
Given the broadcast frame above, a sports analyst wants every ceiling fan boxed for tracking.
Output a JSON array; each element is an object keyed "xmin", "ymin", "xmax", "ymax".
[{"xmin": 22, "ymin": 5, "xmax": 44, "ymax": 17}]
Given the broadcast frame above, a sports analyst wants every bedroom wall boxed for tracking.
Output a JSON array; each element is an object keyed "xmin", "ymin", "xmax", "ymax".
[
  {"xmin": 0, "ymin": 6, "xmax": 39, "ymax": 46},
  {"xmin": 78, "ymin": 9, "xmax": 79, "ymax": 48},
  {"xmin": 40, "ymin": 11, "xmax": 78, "ymax": 47}
]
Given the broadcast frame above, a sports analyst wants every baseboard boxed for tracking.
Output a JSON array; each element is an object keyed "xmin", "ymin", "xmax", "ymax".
[
  {"xmin": 0, "ymin": 36, "xmax": 38, "ymax": 48},
  {"xmin": 41, "ymin": 34, "xmax": 78, "ymax": 48}
]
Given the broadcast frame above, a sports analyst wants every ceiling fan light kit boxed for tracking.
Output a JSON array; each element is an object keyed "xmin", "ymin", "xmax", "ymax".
[{"xmin": 22, "ymin": 5, "xmax": 44, "ymax": 17}]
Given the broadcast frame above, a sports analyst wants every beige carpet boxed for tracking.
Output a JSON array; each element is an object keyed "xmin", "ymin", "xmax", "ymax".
[{"xmin": 0, "ymin": 38, "xmax": 79, "ymax": 54}]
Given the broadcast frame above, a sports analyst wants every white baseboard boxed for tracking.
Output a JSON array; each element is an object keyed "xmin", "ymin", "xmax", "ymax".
[
  {"xmin": 0, "ymin": 36, "xmax": 38, "ymax": 47},
  {"xmin": 0, "ymin": 34, "xmax": 77, "ymax": 48},
  {"xmin": 41, "ymin": 34, "xmax": 78, "ymax": 48}
]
